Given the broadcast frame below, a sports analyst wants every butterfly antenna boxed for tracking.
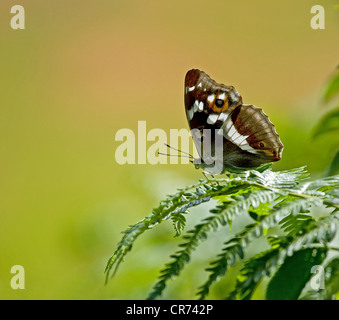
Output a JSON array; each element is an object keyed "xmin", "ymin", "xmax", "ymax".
[
  {"xmin": 157, "ymin": 152, "xmax": 192, "ymax": 159},
  {"xmin": 164, "ymin": 144, "xmax": 194, "ymax": 159}
]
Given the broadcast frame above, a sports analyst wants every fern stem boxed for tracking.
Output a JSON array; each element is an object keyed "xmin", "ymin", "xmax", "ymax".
[{"xmin": 249, "ymin": 181, "xmax": 339, "ymax": 210}]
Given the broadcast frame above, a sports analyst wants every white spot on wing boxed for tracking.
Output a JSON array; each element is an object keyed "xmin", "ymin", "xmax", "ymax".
[
  {"xmin": 198, "ymin": 101, "xmax": 204, "ymax": 112},
  {"xmin": 224, "ymin": 119, "xmax": 233, "ymax": 131},
  {"xmin": 207, "ymin": 113, "xmax": 219, "ymax": 124},
  {"xmin": 222, "ymin": 120, "xmax": 258, "ymax": 154},
  {"xmin": 207, "ymin": 94, "xmax": 215, "ymax": 103},
  {"xmin": 233, "ymin": 135, "xmax": 248, "ymax": 145},
  {"xmin": 188, "ymin": 86, "xmax": 195, "ymax": 92},
  {"xmin": 228, "ymin": 125, "xmax": 237, "ymax": 138},
  {"xmin": 239, "ymin": 139, "xmax": 248, "ymax": 146},
  {"xmin": 231, "ymin": 130, "xmax": 243, "ymax": 141},
  {"xmin": 239, "ymin": 145, "xmax": 258, "ymax": 154},
  {"xmin": 187, "ymin": 107, "xmax": 194, "ymax": 120},
  {"xmin": 218, "ymin": 93, "xmax": 226, "ymax": 100},
  {"xmin": 193, "ymin": 100, "xmax": 199, "ymax": 113},
  {"xmin": 218, "ymin": 113, "xmax": 228, "ymax": 122}
]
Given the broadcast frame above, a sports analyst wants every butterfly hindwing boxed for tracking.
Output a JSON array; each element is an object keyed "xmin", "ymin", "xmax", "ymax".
[{"xmin": 220, "ymin": 104, "xmax": 283, "ymax": 168}]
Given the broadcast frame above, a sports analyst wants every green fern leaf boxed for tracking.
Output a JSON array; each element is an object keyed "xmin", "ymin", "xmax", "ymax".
[
  {"xmin": 266, "ymin": 248, "xmax": 328, "ymax": 300},
  {"xmin": 171, "ymin": 212, "xmax": 187, "ymax": 237},
  {"xmin": 228, "ymin": 249, "xmax": 279, "ymax": 300}
]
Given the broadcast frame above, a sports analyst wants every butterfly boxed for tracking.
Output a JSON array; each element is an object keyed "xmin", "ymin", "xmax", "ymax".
[{"xmin": 184, "ymin": 69, "xmax": 283, "ymax": 174}]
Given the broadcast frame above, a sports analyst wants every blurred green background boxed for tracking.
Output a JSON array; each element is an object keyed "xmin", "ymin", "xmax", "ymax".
[{"xmin": 0, "ymin": 0, "xmax": 338, "ymax": 299}]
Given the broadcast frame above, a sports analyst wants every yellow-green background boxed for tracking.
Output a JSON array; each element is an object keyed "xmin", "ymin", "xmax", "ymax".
[{"xmin": 0, "ymin": 0, "xmax": 338, "ymax": 299}]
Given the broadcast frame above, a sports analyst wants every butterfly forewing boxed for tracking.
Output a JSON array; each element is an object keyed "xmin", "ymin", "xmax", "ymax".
[{"xmin": 184, "ymin": 69, "xmax": 242, "ymax": 127}]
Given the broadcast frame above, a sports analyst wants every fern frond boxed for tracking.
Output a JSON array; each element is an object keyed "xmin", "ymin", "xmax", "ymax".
[
  {"xmin": 105, "ymin": 166, "xmax": 339, "ymax": 299},
  {"xmin": 197, "ymin": 197, "xmax": 310, "ymax": 299},
  {"xmin": 105, "ymin": 177, "xmax": 249, "ymax": 281},
  {"xmin": 197, "ymin": 223, "xmax": 259, "ymax": 300},
  {"xmin": 279, "ymin": 213, "xmax": 313, "ymax": 237},
  {"xmin": 246, "ymin": 166, "xmax": 309, "ymax": 189},
  {"xmin": 197, "ymin": 186, "xmax": 339, "ymax": 300},
  {"xmin": 227, "ymin": 212, "xmax": 338, "ymax": 300},
  {"xmin": 227, "ymin": 248, "xmax": 279, "ymax": 300},
  {"xmin": 171, "ymin": 212, "xmax": 187, "ymax": 237},
  {"xmin": 147, "ymin": 189, "xmax": 277, "ymax": 300}
]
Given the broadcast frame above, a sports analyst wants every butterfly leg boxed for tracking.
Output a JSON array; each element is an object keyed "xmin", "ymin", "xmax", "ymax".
[
  {"xmin": 211, "ymin": 174, "xmax": 220, "ymax": 186},
  {"xmin": 202, "ymin": 172, "xmax": 219, "ymax": 186}
]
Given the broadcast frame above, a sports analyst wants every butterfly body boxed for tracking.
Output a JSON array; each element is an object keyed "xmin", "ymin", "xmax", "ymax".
[{"xmin": 184, "ymin": 69, "xmax": 283, "ymax": 174}]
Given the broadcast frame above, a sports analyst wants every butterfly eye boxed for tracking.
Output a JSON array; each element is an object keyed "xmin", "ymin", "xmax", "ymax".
[
  {"xmin": 215, "ymin": 99, "xmax": 224, "ymax": 108},
  {"xmin": 259, "ymin": 142, "xmax": 265, "ymax": 148}
]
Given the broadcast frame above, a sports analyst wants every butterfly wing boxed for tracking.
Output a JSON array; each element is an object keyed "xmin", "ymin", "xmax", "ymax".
[
  {"xmin": 185, "ymin": 69, "xmax": 242, "ymax": 129},
  {"xmin": 184, "ymin": 69, "xmax": 284, "ymax": 171},
  {"xmin": 184, "ymin": 69, "xmax": 242, "ymax": 165},
  {"xmin": 220, "ymin": 104, "xmax": 284, "ymax": 168}
]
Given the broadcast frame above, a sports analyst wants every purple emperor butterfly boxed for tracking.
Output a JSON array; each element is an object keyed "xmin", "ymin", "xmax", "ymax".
[{"xmin": 185, "ymin": 69, "xmax": 283, "ymax": 174}]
